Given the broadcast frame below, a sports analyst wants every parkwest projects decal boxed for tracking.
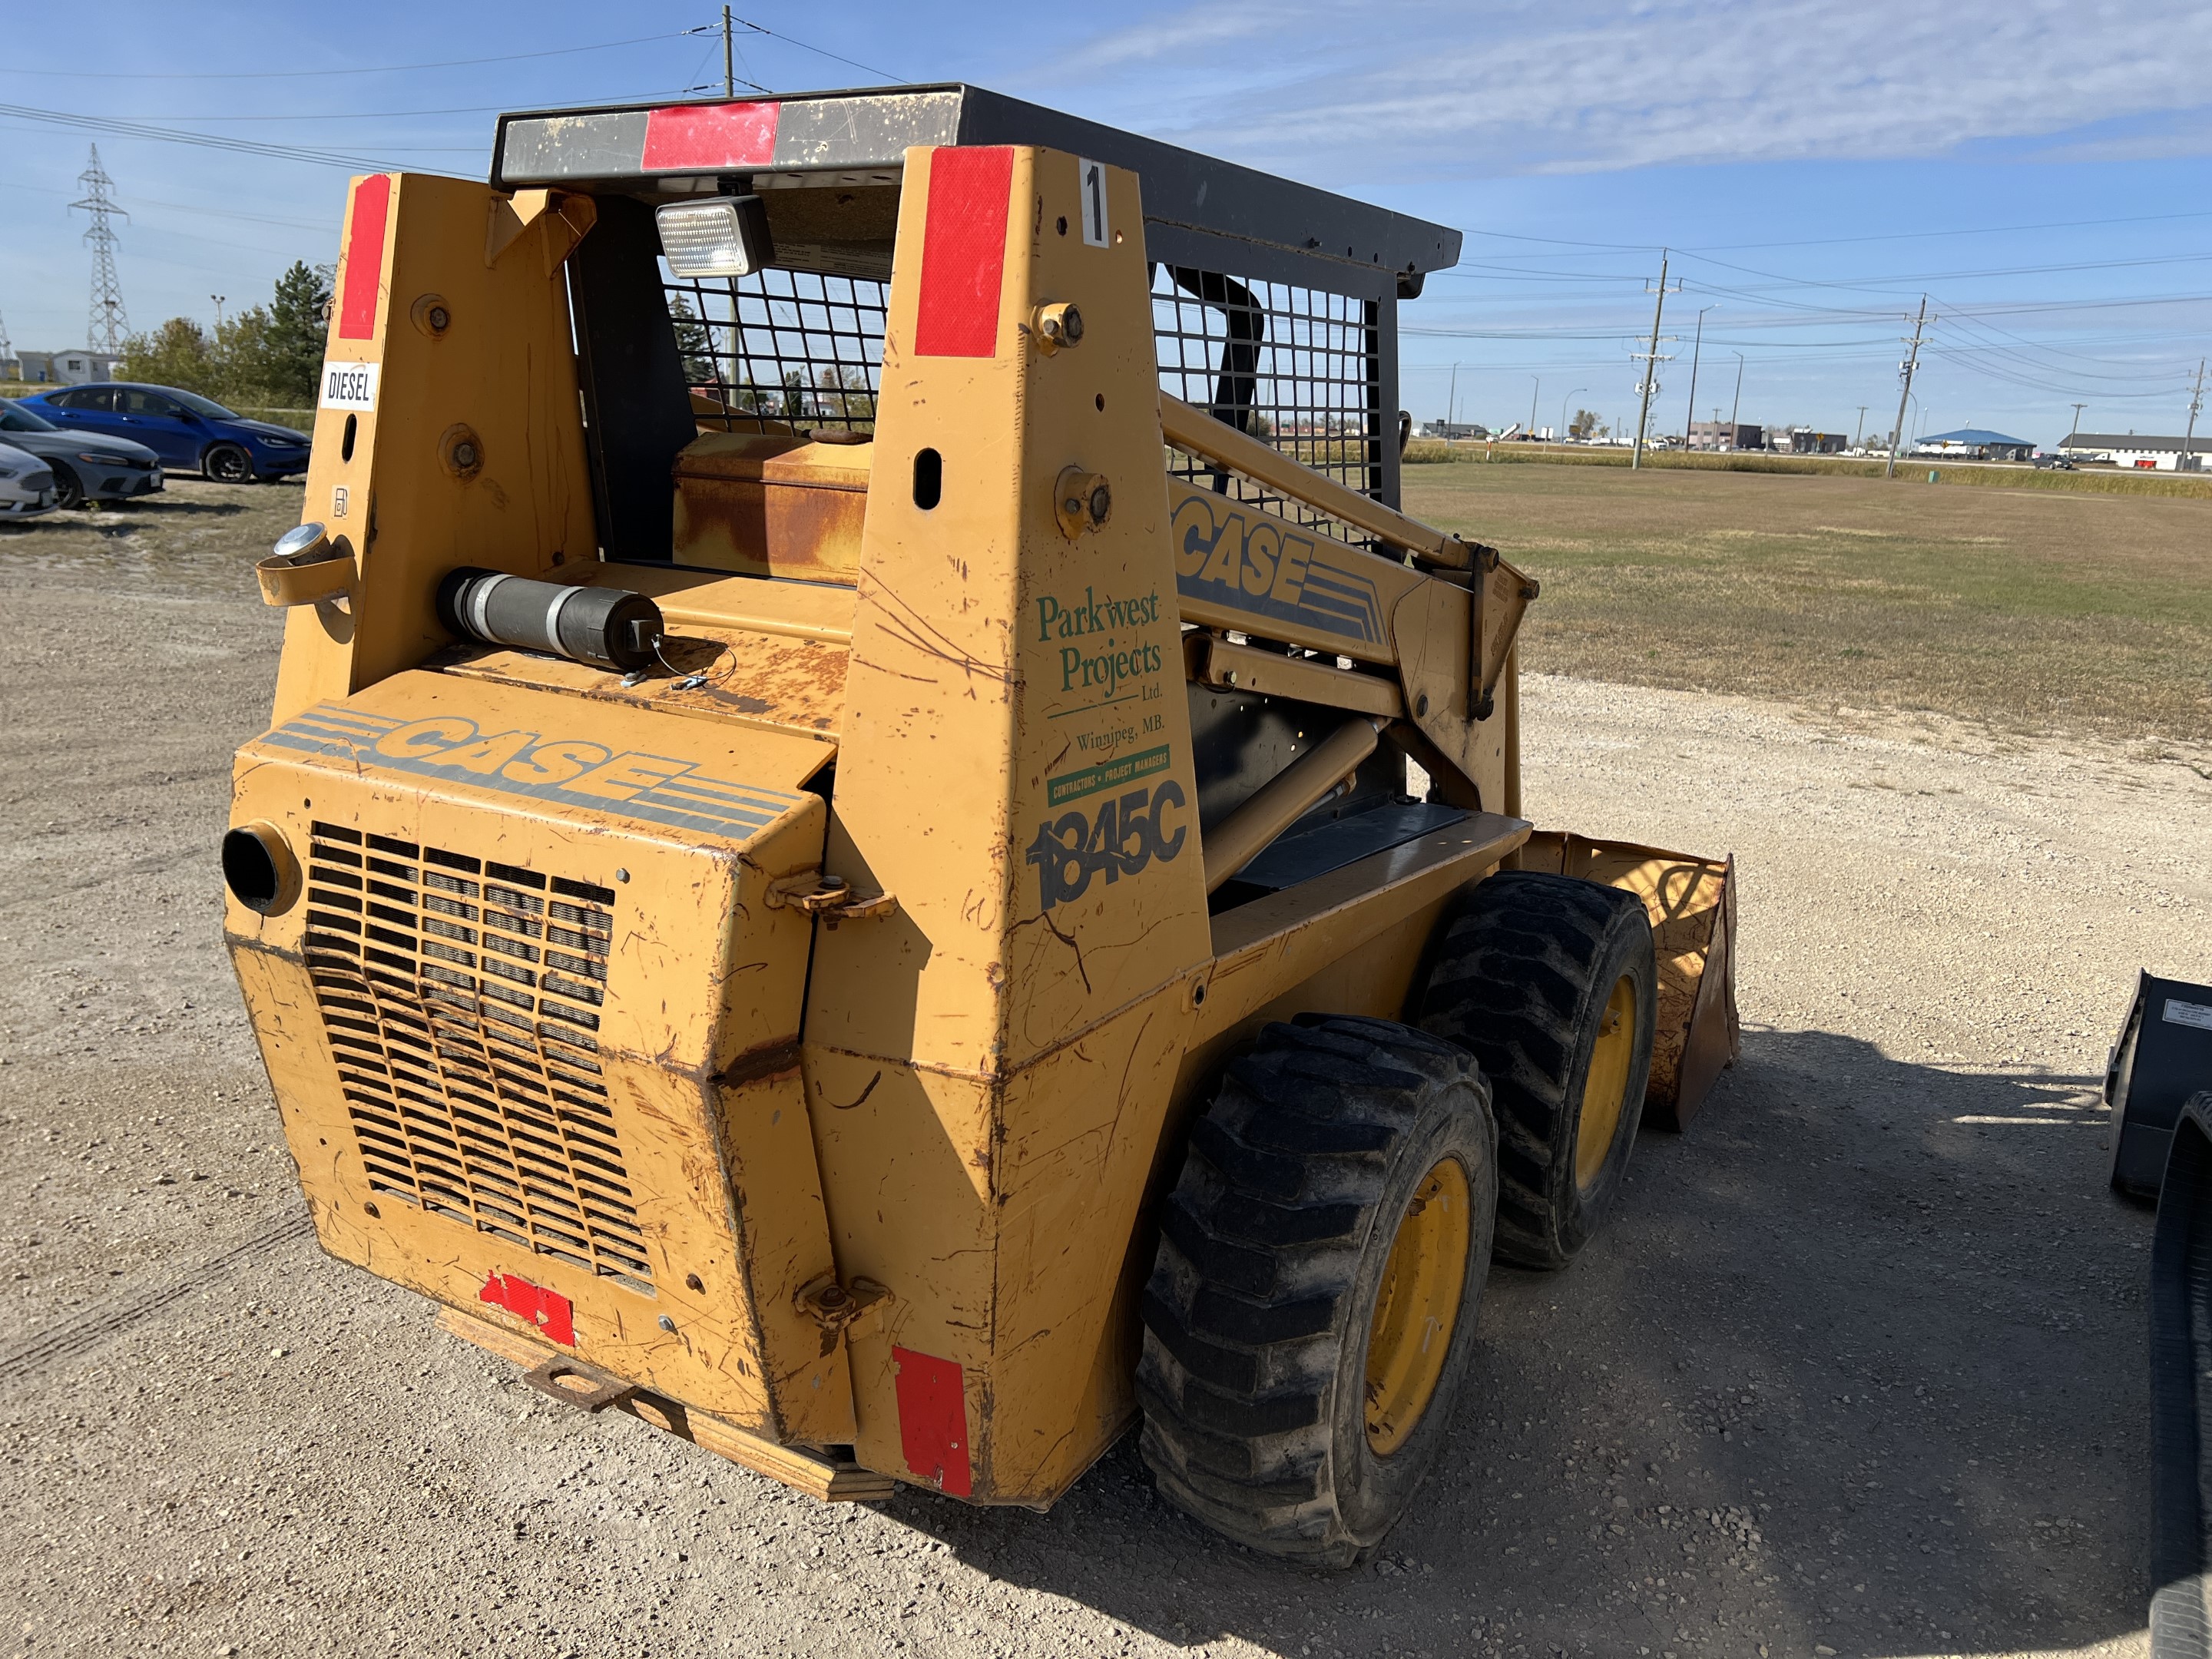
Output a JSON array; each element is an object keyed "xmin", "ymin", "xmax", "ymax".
[
  {"xmin": 1038, "ymin": 584, "xmax": 1166, "ymax": 700},
  {"xmin": 1028, "ymin": 581, "xmax": 1184, "ymax": 909}
]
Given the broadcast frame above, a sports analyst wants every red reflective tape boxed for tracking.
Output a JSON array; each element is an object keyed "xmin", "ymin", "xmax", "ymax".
[
  {"xmin": 912, "ymin": 147, "xmax": 1013, "ymax": 359},
  {"xmin": 479, "ymin": 1271, "xmax": 575, "ymax": 1346},
  {"xmin": 641, "ymin": 101, "xmax": 781, "ymax": 171},
  {"xmin": 891, "ymin": 1346, "xmax": 972, "ymax": 1496},
  {"xmin": 337, "ymin": 174, "xmax": 392, "ymax": 342}
]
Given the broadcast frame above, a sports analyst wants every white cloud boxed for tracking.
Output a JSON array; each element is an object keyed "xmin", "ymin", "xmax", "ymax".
[{"xmin": 1062, "ymin": 0, "xmax": 2212, "ymax": 176}]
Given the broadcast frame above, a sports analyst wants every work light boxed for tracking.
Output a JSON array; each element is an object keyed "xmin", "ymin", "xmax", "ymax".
[{"xmin": 655, "ymin": 196, "xmax": 775, "ymax": 279}]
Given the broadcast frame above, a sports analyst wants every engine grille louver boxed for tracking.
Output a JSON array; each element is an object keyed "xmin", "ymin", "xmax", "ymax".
[{"xmin": 300, "ymin": 822, "xmax": 654, "ymax": 1293}]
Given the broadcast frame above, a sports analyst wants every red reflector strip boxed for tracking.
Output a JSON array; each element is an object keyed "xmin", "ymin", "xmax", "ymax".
[
  {"xmin": 912, "ymin": 147, "xmax": 1013, "ymax": 359},
  {"xmin": 641, "ymin": 101, "xmax": 781, "ymax": 171},
  {"xmin": 479, "ymin": 1271, "xmax": 575, "ymax": 1346},
  {"xmin": 891, "ymin": 1346, "xmax": 972, "ymax": 1496},
  {"xmin": 337, "ymin": 174, "xmax": 392, "ymax": 343}
]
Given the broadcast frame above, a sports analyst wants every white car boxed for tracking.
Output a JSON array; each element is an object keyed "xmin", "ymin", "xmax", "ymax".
[{"xmin": 0, "ymin": 440, "xmax": 58, "ymax": 517}]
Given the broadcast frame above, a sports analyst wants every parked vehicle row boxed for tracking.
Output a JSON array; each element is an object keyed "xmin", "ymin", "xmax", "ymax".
[
  {"xmin": 0, "ymin": 382, "xmax": 311, "ymax": 517},
  {"xmin": 0, "ymin": 442, "xmax": 58, "ymax": 518}
]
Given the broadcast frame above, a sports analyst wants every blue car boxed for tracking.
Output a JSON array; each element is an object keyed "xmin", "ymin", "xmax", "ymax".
[{"xmin": 18, "ymin": 382, "xmax": 310, "ymax": 482}]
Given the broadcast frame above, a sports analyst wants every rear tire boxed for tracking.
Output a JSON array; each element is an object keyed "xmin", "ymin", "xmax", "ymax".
[
  {"xmin": 203, "ymin": 444, "xmax": 253, "ymax": 484},
  {"xmin": 1414, "ymin": 871, "xmax": 1656, "ymax": 1270},
  {"xmin": 1138, "ymin": 1015, "xmax": 1497, "ymax": 1567}
]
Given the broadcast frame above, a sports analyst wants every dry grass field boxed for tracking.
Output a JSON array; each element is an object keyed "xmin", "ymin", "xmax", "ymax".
[{"xmin": 1404, "ymin": 459, "xmax": 2212, "ymax": 747}]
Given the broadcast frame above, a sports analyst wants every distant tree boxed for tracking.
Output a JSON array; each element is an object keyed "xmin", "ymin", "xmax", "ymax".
[
  {"xmin": 669, "ymin": 294, "xmax": 716, "ymax": 385},
  {"xmin": 1570, "ymin": 407, "xmax": 1601, "ymax": 440},
  {"xmin": 121, "ymin": 261, "xmax": 333, "ymax": 409},
  {"xmin": 258, "ymin": 261, "xmax": 333, "ymax": 406},
  {"xmin": 120, "ymin": 317, "xmax": 217, "ymax": 394},
  {"xmin": 816, "ymin": 365, "xmax": 875, "ymax": 428}
]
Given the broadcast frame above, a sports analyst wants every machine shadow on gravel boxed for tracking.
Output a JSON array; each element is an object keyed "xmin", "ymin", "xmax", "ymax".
[{"xmin": 871, "ymin": 1028, "xmax": 2147, "ymax": 1657}]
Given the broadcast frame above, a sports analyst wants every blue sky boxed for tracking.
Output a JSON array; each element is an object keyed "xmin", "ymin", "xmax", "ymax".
[{"xmin": 5, "ymin": 0, "xmax": 2208, "ymax": 445}]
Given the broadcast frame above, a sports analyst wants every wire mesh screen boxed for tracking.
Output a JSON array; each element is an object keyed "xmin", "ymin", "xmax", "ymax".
[
  {"xmin": 664, "ymin": 267, "xmax": 885, "ymax": 432},
  {"xmin": 1151, "ymin": 266, "xmax": 1383, "ymax": 526},
  {"xmin": 654, "ymin": 262, "xmax": 1384, "ymax": 514}
]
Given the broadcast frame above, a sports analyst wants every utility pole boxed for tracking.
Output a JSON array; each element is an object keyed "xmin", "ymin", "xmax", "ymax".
[
  {"xmin": 1854, "ymin": 406, "xmax": 1867, "ymax": 449},
  {"xmin": 0, "ymin": 306, "xmax": 12, "ymax": 377},
  {"xmin": 71, "ymin": 146, "xmax": 128, "ymax": 353},
  {"xmin": 1729, "ymin": 351, "xmax": 1744, "ymax": 433},
  {"xmin": 1631, "ymin": 249, "xmax": 1681, "ymax": 470},
  {"xmin": 1886, "ymin": 295, "xmax": 1930, "ymax": 481},
  {"xmin": 1528, "ymin": 376, "xmax": 1540, "ymax": 438},
  {"xmin": 1447, "ymin": 362, "xmax": 1459, "ymax": 431},
  {"xmin": 723, "ymin": 5, "xmax": 736, "ymax": 99},
  {"xmin": 2183, "ymin": 359, "xmax": 2206, "ymax": 475},
  {"xmin": 1682, "ymin": 304, "xmax": 1715, "ymax": 447},
  {"xmin": 2070, "ymin": 402, "xmax": 2088, "ymax": 439}
]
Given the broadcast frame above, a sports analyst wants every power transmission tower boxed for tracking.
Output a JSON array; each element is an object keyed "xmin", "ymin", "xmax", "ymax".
[
  {"xmin": 722, "ymin": 5, "xmax": 736, "ymax": 98},
  {"xmin": 1885, "ymin": 296, "xmax": 1931, "ymax": 481},
  {"xmin": 71, "ymin": 146, "xmax": 129, "ymax": 352},
  {"xmin": 1631, "ymin": 250, "xmax": 1681, "ymax": 470},
  {"xmin": 2183, "ymin": 359, "xmax": 2206, "ymax": 475}
]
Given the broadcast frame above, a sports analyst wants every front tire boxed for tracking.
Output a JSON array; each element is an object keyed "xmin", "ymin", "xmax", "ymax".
[
  {"xmin": 1415, "ymin": 871, "xmax": 1657, "ymax": 1270},
  {"xmin": 48, "ymin": 462, "xmax": 85, "ymax": 510},
  {"xmin": 203, "ymin": 444, "xmax": 253, "ymax": 484},
  {"xmin": 1138, "ymin": 1015, "xmax": 1497, "ymax": 1567}
]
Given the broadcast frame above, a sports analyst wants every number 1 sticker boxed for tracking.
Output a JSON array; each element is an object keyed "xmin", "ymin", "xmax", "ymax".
[{"xmin": 1079, "ymin": 158, "xmax": 1109, "ymax": 247}]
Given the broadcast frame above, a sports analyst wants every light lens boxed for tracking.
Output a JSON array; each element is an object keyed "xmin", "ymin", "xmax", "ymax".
[{"xmin": 656, "ymin": 197, "xmax": 770, "ymax": 279}]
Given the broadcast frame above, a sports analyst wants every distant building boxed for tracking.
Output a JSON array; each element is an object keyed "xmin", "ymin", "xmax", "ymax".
[
  {"xmin": 1687, "ymin": 421, "xmax": 1763, "ymax": 452},
  {"xmin": 2057, "ymin": 432, "xmax": 2206, "ymax": 472},
  {"xmin": 1912, "ymin": 428, "xmax": 2034, "ymax": 462},
  {"xmin": 1768, "ymin": 427, "xmax": 1847, "ymax": 455},
  {"xmin": 15, "ymin": 349, "xmax": 124, "ymax": 385}
]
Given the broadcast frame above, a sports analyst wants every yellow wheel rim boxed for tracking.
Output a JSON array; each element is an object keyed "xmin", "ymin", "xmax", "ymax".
[
  {"xmin": 1363, "ymin": 1157, "xmax": 1472, "ymax": 1456},
  {"xmin": 1574, "ymin": 975, "xmax": 1638, "ymax": 1193}
]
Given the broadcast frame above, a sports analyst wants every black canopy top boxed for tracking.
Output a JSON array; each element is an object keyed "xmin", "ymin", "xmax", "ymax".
[{"xmin": 492, "ymin": 83, "xmax": 1461, "ymax": 290}]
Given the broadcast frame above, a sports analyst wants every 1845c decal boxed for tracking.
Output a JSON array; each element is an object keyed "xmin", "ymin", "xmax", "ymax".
[{"xmin": 1025, "ymin": 780, "xmax": 1187, "ymax": 910}]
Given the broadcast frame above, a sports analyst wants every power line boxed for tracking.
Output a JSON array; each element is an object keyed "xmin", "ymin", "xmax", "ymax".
[
  {"xmin": 5, "ymin": 33, "xmax": 690, "ymax": 81},
  {"xmin": 686, "ymin": 15, "xmax": 902, "ymax": 84},
  {"xmin": 0, "ymin": 102, "xmax": 433, "ymax": 174}
]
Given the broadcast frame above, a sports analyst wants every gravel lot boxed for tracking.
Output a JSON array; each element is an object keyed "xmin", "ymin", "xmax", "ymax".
[{"xmin": 2, "ymin": 479, "xmax": 2204, "ymax": 1658}]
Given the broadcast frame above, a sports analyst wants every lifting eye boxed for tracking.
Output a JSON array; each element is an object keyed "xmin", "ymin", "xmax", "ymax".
[{"xmin": 913, "ymin": 447, "xmax": 942, "ymax": 510}]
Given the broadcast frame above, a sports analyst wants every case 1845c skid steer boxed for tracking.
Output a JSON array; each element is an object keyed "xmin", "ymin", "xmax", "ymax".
[{"xmin": 221, "ymin": 84, "xmax": 1739, "ymax": 1565}]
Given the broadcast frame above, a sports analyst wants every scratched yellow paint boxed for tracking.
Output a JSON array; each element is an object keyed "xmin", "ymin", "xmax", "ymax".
[{"xmin": 223, "ymin": 144, "xmax": 1734, "ymax": 1512}]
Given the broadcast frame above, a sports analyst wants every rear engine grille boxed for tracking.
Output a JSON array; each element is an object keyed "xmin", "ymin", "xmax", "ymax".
[{"xmin": 300, "ymin": 822, "xmax": 654, "ymax": 1293}]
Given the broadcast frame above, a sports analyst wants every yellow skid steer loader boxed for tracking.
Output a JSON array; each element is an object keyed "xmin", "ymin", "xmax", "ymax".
[{"xmin": 222, "ymin": 84, "xmax": 1737, "ymax": 1565}]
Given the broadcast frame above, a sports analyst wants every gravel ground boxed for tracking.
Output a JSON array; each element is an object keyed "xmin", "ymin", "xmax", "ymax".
[{"xmin": 2, "ymin": 480, "xmax": 2205, "ymax": 1658}]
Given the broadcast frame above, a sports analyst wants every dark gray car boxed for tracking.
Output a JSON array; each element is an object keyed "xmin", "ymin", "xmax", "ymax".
[{"xmin": 0, "ymin": 399, "xmax": 164, "ymax": 508}]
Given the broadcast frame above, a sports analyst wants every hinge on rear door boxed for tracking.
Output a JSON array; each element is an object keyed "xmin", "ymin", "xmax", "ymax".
[
  {"xmin": 764, "ymin": 873, "xmax": 898, "ymax": 928},
  {"xmin": 793, "ymin": 1273, "xmax": 892, "ymax": 1356}
]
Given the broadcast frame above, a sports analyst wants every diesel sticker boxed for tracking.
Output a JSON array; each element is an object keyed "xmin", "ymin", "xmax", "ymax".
[
  {"xmin": 320, "ymin": 359, "xmax": 379, "ymax": 411},
  {"xmin": 1171, "ymin": 487, "xmax": 1383, "ymax": 645},
  {"xmin": 261, "ymin": 703, "xmax": 802, "ymax": 840},
  {"xmin": 1026, "ymin": 780, "xmax": 1187, "ymax": 910}
]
